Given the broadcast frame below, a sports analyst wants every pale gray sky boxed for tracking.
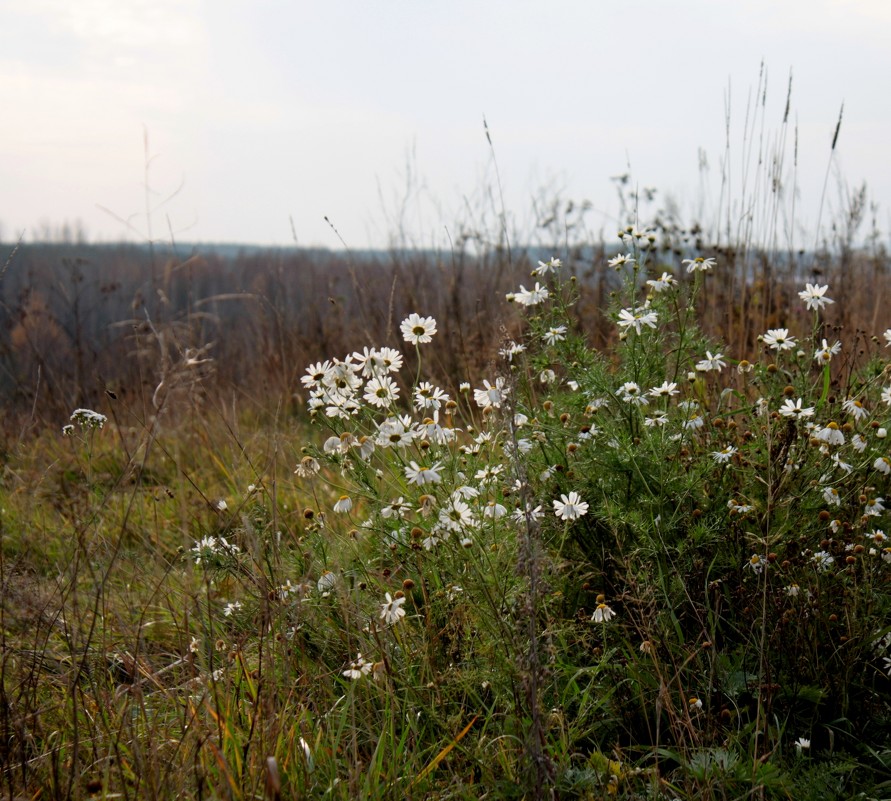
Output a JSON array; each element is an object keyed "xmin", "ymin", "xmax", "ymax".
[{"xmin": 2, "ymin": 0, "xmax": 889, "ymax": 250}]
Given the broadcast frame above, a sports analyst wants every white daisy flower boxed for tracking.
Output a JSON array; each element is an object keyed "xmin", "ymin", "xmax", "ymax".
[
  {"xmin": 543, "ymin": 326, "xmax": 567, "ymax": 346},
  {"xmin": 683, "ymin": 257, "xmax": 716, "ymax": 273},
  {"xmin": 778, "ymin": 398, "xmax": 815, "ymax": 419},
  {"xmin": 762, "ymin": 328, "xmax": 797, "ymax": 351},
  {"xmin": 813, "ymin": 339, "xmax": 841, "ymax": 364},
  {"xmin": 532, "ymin": 257, "xmax": 562, "ymax": 275},
  {"xmin": 649, "ymin": 381, "xmax": 679, "ymax": 398},
  {"xmin": 617, "ymin": 307, "xmax": 658, "ymax": 335},
  {"xmin": 513, "ymin": 283, "xmax": 549, "ymax": 307},
  {"xmin": 405, "ymin": 461, "xmax": 443, "ymax": 486},
  {"xmin": 608, "ymin": 253, "xmax": 636, "ymax": 270},
  {"xmin": 696, "ymin": 351, "xmax": 726, "ymax": 372},
  {"xmin": 400, "ymin": 313, "xmax": 437, "ymax": 345},
  {"xmin": 712, "ymin": 446, "xmax": 738, "ymax": 464},
  {"xmin": 646, "ymin": 272, "xmax": 677, "ymax": 292},
  {"xmin": 363, "ymin": 376, "xmax": 400, "ymax": 408},
  {"xmin": 798, "ymin": 283, "xmax": 833, "ymax": 311},
  {"xmin": 553, "ymin": 491, "xmax": 589, "ymax": 521},
  {"xmin": 379, "ymin": 593, "xmax": 406, "ymax": 626}
]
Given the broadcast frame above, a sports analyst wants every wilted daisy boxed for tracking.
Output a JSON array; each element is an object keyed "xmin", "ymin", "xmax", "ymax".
[
  {"xmin": 617, "ymin": 307, "xmax": 658, "ymax": 335},
  {"xmin": 324, "ymin": 432, "xmax": 355, "ymax": 453},
  {"xmin": 553, "ymin": 491, "xmax": 589, "ymax": 521},
  {"xmin": 822, "ymin": 486, "xmax": 841, "ymax": 505},
  {"xmin": 400, "ymin": 313, "xmax": 437, "ymax": 345},
  {"xmin": 333, "ymin": 495, "xmax": 353, "ymax": 514},
  {"xmin": 317, "ymin": 571, "xmax": 338, "ymax": 594},
  {"xmin": 865, "ymin": 497, "xmax": 885, "ymax": 516},
  {"xmin": 688, "ymin": 697, "xmax": 704, "ymax": 710},
  {"xmin": 794, "ymin": 737, "xmax": 811, "ymax": 751},
  {"xmin": 762, "ymin": 328, "xmax": 797, "ymax": 351},
  {"xmin": 799, "ymin": 283, "xmax": 833, "ymax": 311},
  {"xmin": 842, "ymin": 397, "xmax": 869, "ymax": 421},
  {"xmin": 812, "ymin": 551, "xmax": 834, "ymax": 571},
  {"xmin": 644, "ymin": 412, "xmax": 669, "ymax": 427},
  {"xmin": 591, "ymin": 603, "xmax": 616, "ymax": 623},
  {"xmin": 379, "ymin": 592, "xmax": 406, "ymax": 626},
  {"xmin": 778, "ymin": 398, "xmax": 815, "ymax": 419},
  {"xmin": 815, "ymin": 422, "xmax": 845, "ymax": 446},
  {"xmin": 744, "ymin": 554, "xmax": 766, "ymax": 574},
  {"xmin": 484, "ymin": 500, "xmax": 507, "ymax": 519},
  {"xmin": 874, "ymin": 456, "xmax": 891, "ymax": 476}
]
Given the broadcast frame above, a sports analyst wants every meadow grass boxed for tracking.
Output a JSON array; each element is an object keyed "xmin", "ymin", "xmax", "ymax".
[
  {"xmin": 2, "ymin": 228, "xmax": 891, "ymax": 800},
  {"xmin": 2, "ymin": 86, "xmax": 891, "ymax": 797}
]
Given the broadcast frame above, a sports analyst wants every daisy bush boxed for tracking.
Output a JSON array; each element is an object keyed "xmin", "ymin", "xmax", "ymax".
[
  {"xmin": 283, "ymin": 240, "xmax": 891, "ymax": 797},
  {"xmin": 10, "ymin": 242, "xmax": 891, "ymax": 801}
]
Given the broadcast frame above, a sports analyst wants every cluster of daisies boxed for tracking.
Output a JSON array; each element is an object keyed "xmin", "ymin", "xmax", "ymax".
[
  {"xmin": 607, "ymin": 273, "xmax": 891, "ymax": 578},
  {"xmin": 192, "ymin": 247, "xmax": 891, "ymax": 699},
  {"xmin": 286, "ymin": 299, "xmax": 608, "ymax": 646}
]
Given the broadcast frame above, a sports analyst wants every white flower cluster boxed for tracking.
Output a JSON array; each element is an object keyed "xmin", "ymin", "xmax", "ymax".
[
  {"xmin": 64, "ymin": 408, "xmax": 108, "ymax": 434},
  {"xmin": 190, "ymin": 535, "xmax": 241, "ymax": 565}
]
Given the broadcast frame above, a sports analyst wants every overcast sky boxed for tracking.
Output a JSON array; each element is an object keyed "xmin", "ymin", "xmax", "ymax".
[{"xmin": 2, "ymin": 1, "xmax": 889, "ymax": 250}]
